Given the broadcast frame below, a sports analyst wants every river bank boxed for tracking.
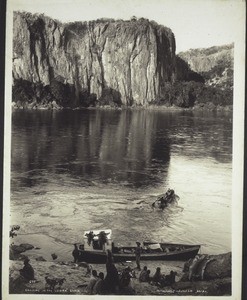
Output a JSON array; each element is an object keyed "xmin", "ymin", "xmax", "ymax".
[
  {"xmin": 9, "ymin": 238, "xmax": 231, "ymax": 296},
  {"xmin": 11, "ymin": 100, "xmax": 233, "ymax": 112}
]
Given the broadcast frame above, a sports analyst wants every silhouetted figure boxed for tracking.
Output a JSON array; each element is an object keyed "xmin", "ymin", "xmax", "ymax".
[
  {"xmin": 97, "ymin": 231, "xmax": 110, "ymax": 250},
  {"xmin": 120, "ymin": 267, "xmax": 131, "ymax": 288},
  {"xmin": 85, "ymin": 231, "xmax": 95, "ymax": 246},
  {"xmin": 139, "ymin": 266, "xmax": 148, "ymax": 282},
  {"xmin": 19, "ymin": 258, "xmax": 34, "ymax": 281},
  {"xmin": 72, "ymin": 244, "xmax": 79, "ymax": 263},
  {"xmin": 165, "ymin": 188, "xmax": 175, "ymax": 203},
  {"xmin": 135, "ymin": 242, "xmax": 141, "ymax": 270},
  {"xmin": 87, "ymin": 268, "xmax": 98, "ymax": 294},
  {"xmin": 152, "ymin": 267, "xmax": 162, "ymax": 284},
  {"xmin": 165, "ymin": 270, "xmax": 177, "ymax": 286},
  {"xmin": 93, "ymin": 272, "xmax": 105, "ymax": 294},
  {"xmin": 146, "ymin": 270, "xmax": 151, "ymax": 282},
  {"xmin": 119, "ymin": 267, "xmax": 136, "ymax": 295},
  {"xmin": 104, "ymin": 250, "xmax": 119, "ymax": 293}
]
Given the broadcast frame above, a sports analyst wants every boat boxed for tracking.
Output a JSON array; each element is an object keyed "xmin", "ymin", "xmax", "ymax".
[
  {"xmin": 152, "ymin": 189, "xmax": 180, "ymax": 209},
  {"xmin": 77, "ymin": 230, "xmax": 200, "ymax": 263}
]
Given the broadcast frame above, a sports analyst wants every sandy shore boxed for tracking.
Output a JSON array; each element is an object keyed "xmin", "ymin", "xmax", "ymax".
[{"xmin": 9, "ymin": 235, "xmax": 231, "ymax": 296}]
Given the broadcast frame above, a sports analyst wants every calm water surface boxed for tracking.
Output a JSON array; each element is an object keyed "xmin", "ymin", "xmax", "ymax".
[{"xmin": 11, "ymin": 109, "xmax": 232, "ymax": 260}]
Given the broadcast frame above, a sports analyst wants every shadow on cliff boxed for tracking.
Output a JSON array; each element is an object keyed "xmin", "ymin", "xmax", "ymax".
[
  {"xmin": 98, "ymin": 87, "xmax": 122, "ymax": 107},
  {"xmin": 12, "ymin": 78, "xmax": 123, "ymax": 109}
]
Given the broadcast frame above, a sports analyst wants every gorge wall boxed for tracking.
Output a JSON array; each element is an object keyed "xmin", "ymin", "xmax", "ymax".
[
  {"xmin": 12, "ymin": 12, "xmax": 176, "ymax": 107},
  {"xmin": 178, "ymin": 44, "xmax": 234, "ymax": 90}
]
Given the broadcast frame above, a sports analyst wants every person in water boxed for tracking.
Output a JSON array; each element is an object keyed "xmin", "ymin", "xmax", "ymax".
[
  {"xmin": 72, "ymin": 243, "xmax": 79, "ymax": 263},
  {"xmin": 165, "ymin": 189, "xmax": 175, "ymax": 203},
  {"xmin": 19, "ymin": 258, "xmax": 35, "ymax": 281},
  {"xmin": 135, "ymin": 242, "xmax": 141, "ymax": 270}
]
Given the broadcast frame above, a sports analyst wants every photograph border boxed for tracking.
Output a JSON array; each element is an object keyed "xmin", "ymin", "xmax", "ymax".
[{"xmin": 2, "ymin": 0, "xmax": 246, "ymax": 299}]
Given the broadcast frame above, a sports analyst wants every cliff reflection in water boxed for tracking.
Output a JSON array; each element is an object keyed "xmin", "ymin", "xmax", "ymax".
[{"xmin": 11, "ymin": 110, "xmax": 171, "ymax": 188}]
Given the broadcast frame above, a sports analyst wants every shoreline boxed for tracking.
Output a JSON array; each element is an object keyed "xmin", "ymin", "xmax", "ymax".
[
  {"xmin": 9, "ymin": 235, "xmax": 232, "ymax": 296},
  {"xmin": 11, "ymin": 101, "xmax": 233, "ymax": 113}
]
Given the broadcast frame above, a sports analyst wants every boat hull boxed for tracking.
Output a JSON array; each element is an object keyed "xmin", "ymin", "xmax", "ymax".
[{"xmin": 77, "ymin": 246, "xmax": 200, "ymax": 264}]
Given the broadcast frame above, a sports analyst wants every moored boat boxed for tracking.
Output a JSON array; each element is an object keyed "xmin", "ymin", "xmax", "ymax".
[{"xmin": 77, "ymin": 230, "xmax": 200, "ymax": 263}]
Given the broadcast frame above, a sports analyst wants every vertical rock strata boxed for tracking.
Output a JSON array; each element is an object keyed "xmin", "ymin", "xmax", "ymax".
[{"xmin": 12, "ymin": 12, "xmax": 176, "ymax": 106}]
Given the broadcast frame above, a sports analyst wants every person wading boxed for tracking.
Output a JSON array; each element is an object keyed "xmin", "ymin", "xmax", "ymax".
[{"xmin": 135, "ymin": 242, "xmax": 141, "ymax": 270}]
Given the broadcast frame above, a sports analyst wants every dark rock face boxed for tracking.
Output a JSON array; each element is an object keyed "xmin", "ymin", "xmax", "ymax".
[
  {"xmin": 12, "ymin": 12, "xmax": 176, "ymax": 106},
  {"xmin": 19, "ymin": 244, "xmax": 35, "ymax": 251},
  {"xmin": 177, "ymin": 252, "xmax": 232, "ymax": 296},
  {"xmin": 181, "ymin": 252, "xmax": 231, "ymax": 281},
  {"xmin": 204, "ymin": 252, "xmax": 231, "ymax": 280},
  {"xmin": 10, "ymin": 243, "xmax": 34, "ymax": 260},
  {"xmin": 36, "ymin": 256, "xmax": 46, "ymax": 261}
]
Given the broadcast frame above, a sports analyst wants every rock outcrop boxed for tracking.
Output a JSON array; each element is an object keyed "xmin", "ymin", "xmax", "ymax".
[
  {"xmin": 12, "ymin": 12, "xmax": 176, "ymax": 107},
  {"xmin": 174, "ymin": 252, "xmax": 232, "ymax": 296},
  {"xmin": 178, "ymin": 44, "xmax": 234, "ymax": 89}
]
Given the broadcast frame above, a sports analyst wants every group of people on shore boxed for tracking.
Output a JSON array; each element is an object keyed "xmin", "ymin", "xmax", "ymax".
[
  {"xmin": 139, "ymin": 266, "xmax": 177, "ymax": 287},
  {"xmin": 86, "ymin": 249, "xmax": 134, "ymax": 295},
  {"xmin": 86, "ymin": 248, "xmax": 177, "ymax": 295}
]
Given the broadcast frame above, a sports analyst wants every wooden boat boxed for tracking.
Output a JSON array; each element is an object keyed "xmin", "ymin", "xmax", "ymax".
[
  {"xmin": 78, "ymin": 230, "xmax": 200, "ymax": 263},
  {"xmin": 152, "ymin": 189, "xmax": 180, "ymax": 209}
]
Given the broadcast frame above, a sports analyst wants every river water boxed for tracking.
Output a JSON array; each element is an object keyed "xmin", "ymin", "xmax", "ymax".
[{"xmin": 11, "ymin": 109, "xmax": 232, "ymax": 261}]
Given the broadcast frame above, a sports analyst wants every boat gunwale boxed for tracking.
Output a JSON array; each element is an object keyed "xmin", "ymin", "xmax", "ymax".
[{"xmin": 78, "ymin": 245, "xmax": 201, "ymax": 257}]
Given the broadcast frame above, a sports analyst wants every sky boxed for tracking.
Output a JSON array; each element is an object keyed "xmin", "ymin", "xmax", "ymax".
[{"xmin": 7, "ymin": 0, "xmax": 245, "ymax": 53}]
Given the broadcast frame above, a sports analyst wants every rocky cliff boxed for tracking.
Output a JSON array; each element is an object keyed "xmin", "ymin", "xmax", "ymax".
[
  {"xmin": 178, "ymin": 44, "xmax": 234, "ymax": 89},
  {"xmin": 12, "ymin": 12, "xmax": 176, "ymax": 107}
]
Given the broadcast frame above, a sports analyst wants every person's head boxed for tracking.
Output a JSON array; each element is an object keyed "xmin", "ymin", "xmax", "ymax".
[
  {"xmin": 24, "ymin": 258, "xmax": 30, "ymax": 265},
  {"xmin": 92, "ymin": 270, "xmax": 97, "ymax": 277},
  {"xmin": 98, "ymin": 272, "xmax": 104, "ymax": 280},
  {"xmin": 74, "ymin": 243, "xmax": 78, "ymax": 248},
  {"xmin": 136, "ymin": 242, "xmax": 141, "ymax": 246},
  {"xmin": 156, "ymin": 267, "xmax": 161, "ymax": 273},
  {"xmin": 143, "ymin": 266, "xmax": 147, "ymax": 271}
]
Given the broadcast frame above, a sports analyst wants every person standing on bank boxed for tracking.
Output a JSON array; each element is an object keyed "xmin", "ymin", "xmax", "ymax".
[
  {"xmin": 135, "ymin": 242, "xmax": 141, "ymax": 270},
  {"xmin": 72, "ymin": 243, "xmax": 79, "ymax": 263}
]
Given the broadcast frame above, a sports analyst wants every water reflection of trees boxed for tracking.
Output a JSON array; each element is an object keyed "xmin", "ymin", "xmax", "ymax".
[{"xmin": 11, "ymin": 110, "xmax": 171, "ymax": 188}]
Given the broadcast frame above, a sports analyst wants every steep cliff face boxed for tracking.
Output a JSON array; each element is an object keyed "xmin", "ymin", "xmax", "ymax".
[
  {"xmin": 178, "ymin": 44, "xmax": 234, "ymax": 89},
  {"xmin": 12, "ymin": 12, "xmax": 176, "ymax": 106}
]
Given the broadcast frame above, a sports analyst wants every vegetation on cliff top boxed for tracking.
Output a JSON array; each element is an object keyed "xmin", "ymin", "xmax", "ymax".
[
  {"xmin": 178, "ymin": 43, "xmax": 234, "ymax": 90},
  {"xmin": 12, "ymin": 11, "xmax": 233, "ymax": 110}
]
